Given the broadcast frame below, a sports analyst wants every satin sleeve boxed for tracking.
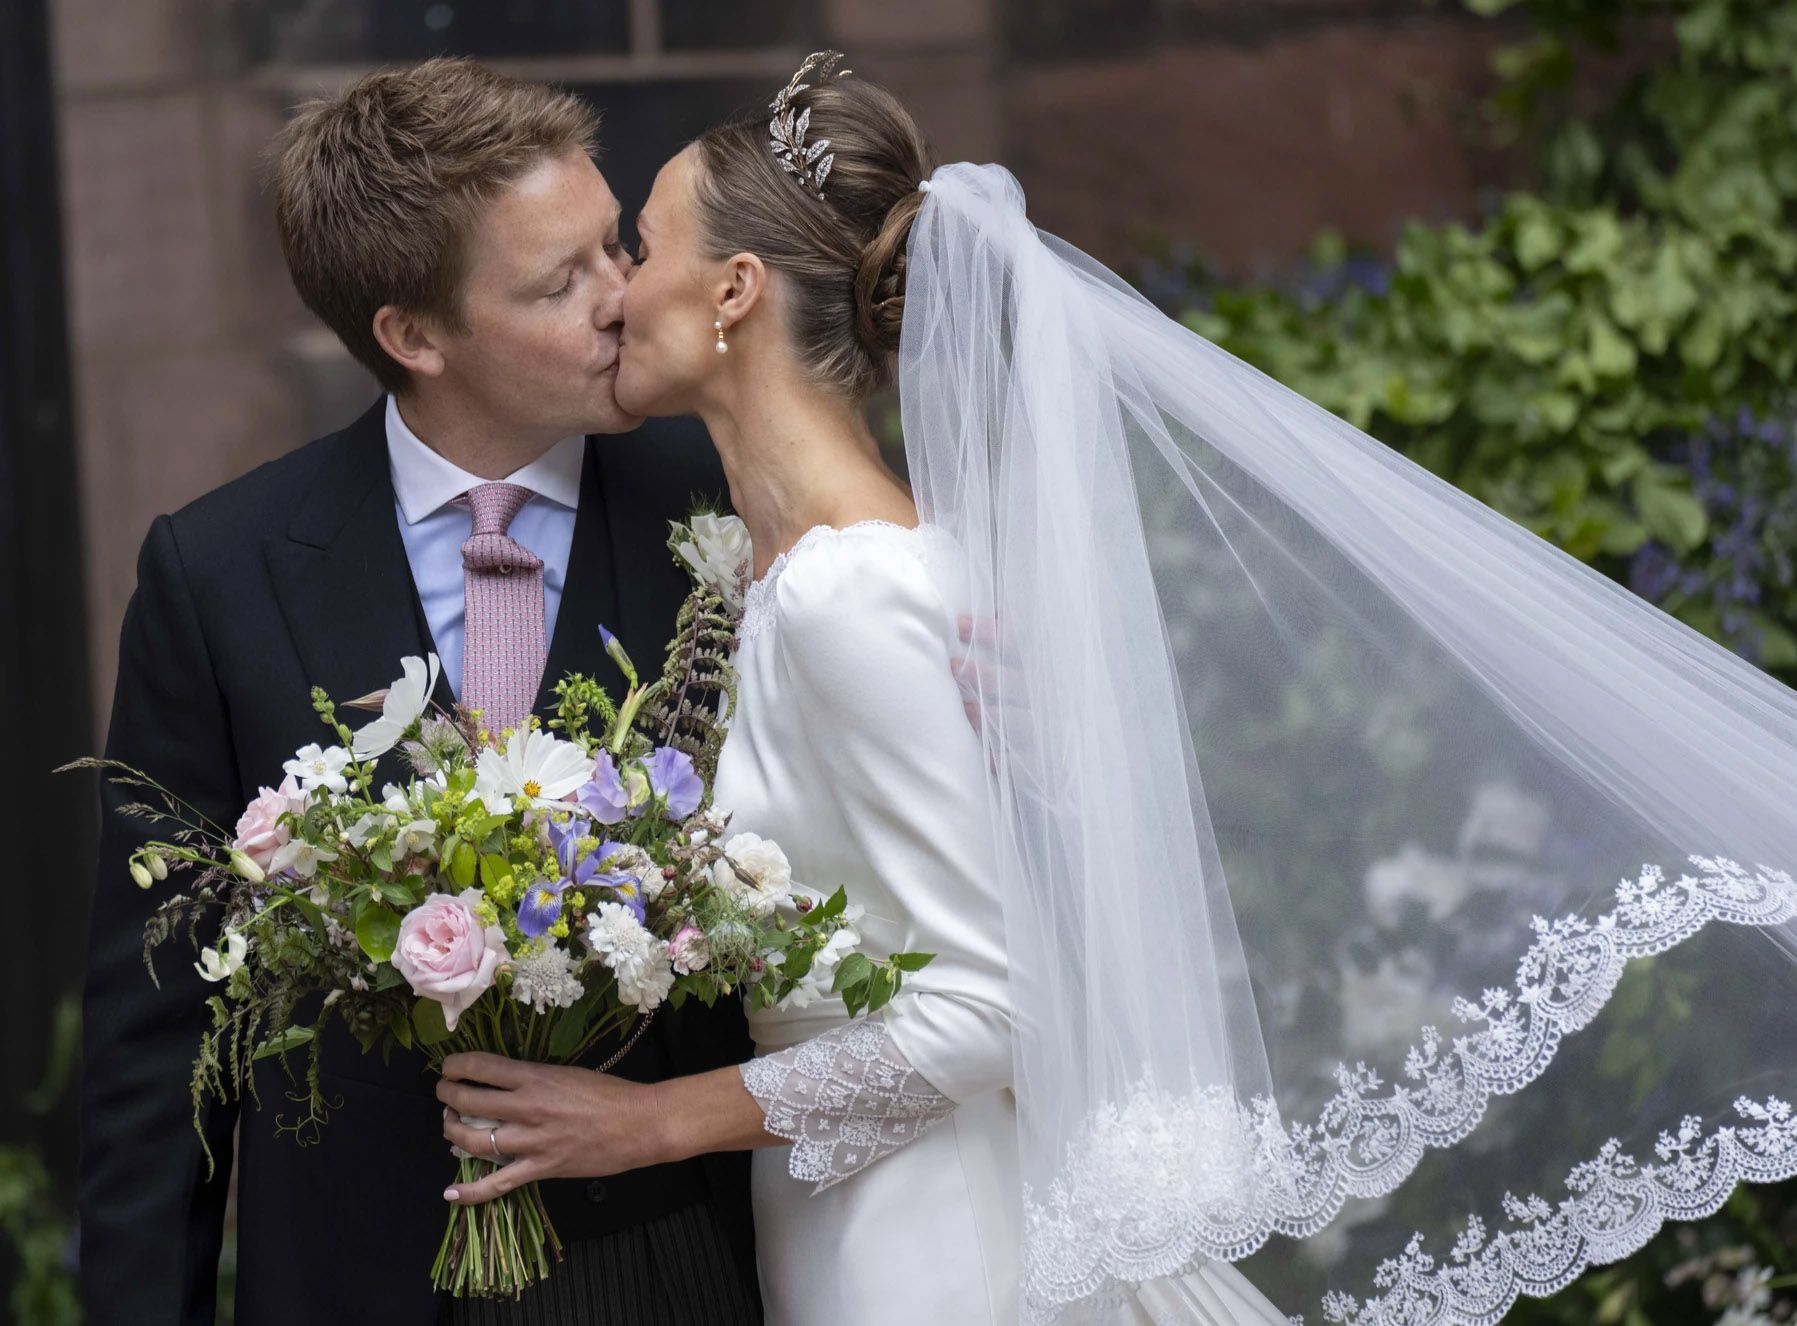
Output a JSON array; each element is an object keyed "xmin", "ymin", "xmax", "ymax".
[{"xmin": 737, "ymin": 526, "xmax": 1013, "ymax": 1188}]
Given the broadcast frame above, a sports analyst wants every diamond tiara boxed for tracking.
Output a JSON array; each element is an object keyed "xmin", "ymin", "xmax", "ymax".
[{"xmin": 767, "ymin": 50, "xmax": 853, "ymax": 200}]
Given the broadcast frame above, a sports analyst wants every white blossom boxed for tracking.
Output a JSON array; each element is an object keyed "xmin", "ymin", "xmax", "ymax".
[
  {"xmin": 475, "ymin": 728, "xmax": 589, "ymax": 811},
  {"xmin": 672, "ymin": 513, "xmax": 752, "ymax": 612},
  {"xmin": 268, "ymin": 837, "xmax": 339, "ymax": 880},
  {"xmin": 710, "ymin": 833, "xmax": 792, "ymax": 919},
  {"xmin": 284, "ymin": 743, "xmax": 352, "ymax": 795},
  {"xmin": 508, "ymin": 943, "xmax": 587, "ymax": 1014},
  {"xmin": 586, "ymin": 901, "xmax": 676, "ymax": 1011},
  {"xmin": 778, "ymin": 919, "xmax": 863, "ymax": 1011},
  {"xmin": 195, "ymin": 931, "xmax": 247, "ymax": 983},
  {"xmin": 393, "ymin": 818, "xmax": 438, "ymax": 858},
  {"xmin": 350, "ymin": 653, "xmax": 441, "ymax": 759}
]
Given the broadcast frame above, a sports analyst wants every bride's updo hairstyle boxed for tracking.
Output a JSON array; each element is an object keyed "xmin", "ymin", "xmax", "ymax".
[{"xmin": 691, "ymin": 63, "xmax": 932, "ymax": 399}]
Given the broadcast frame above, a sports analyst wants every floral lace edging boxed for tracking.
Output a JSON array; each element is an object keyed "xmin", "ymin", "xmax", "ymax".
[
  {"xmin": 1018, "ymin": 855, "xmax": 1797, "ymax": 1326},
  {"xmin": 1323, "ymin": 1095, "xmax": 1797, "ymax": 1326},
  {"xmin": 740, "ymin": 1017, "xmax": 958, "ymax": 1192}
]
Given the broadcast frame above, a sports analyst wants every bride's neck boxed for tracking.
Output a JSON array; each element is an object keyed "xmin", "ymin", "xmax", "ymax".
[{"xmin": 699, "ymin": 369, "xmax": 911, "ymax": 581}]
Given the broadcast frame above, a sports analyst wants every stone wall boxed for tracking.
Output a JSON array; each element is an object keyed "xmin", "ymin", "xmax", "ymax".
[{"xmin": 54, "ymin": 0, "xmax": 1499, "ymax": 724}]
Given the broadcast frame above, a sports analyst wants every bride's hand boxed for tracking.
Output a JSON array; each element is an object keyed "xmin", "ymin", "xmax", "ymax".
[{"xmin": 436, "ymin": 1052, "xmax": 666, "ymax": 1206}]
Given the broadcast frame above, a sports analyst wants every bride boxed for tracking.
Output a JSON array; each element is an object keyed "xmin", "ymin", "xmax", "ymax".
[{"xmin": 439, "ymin": 52, "xmax": 1797, "ymax": 1326}]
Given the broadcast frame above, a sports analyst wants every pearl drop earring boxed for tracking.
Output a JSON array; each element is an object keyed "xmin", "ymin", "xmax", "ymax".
[{"xmin": 714, "ymin": 319, "xmax": 728, "ymax": 354}]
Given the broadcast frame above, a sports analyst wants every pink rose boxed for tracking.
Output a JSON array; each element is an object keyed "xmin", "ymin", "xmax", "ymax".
[
  {"xmin": 669, "ymin": 925, "xmax": 711, "ymax": 975},
  {"xmin": 232, "ymin": 774, "xmax": 305, "ymax": 871},
  {"xmin": 391, "ymin": 888, "xmax": 509, "ymax": 1031}
]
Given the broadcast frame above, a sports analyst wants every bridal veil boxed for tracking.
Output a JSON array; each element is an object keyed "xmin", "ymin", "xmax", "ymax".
[{"xmin": 899, "ymin": 162, "xmax": 1797, "ymax": 1325}]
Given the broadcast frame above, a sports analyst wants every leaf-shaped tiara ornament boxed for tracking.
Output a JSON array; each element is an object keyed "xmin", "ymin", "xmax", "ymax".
[{"xmin": 768, "ymin": 50, "xmax": 852, "ymax": 200}]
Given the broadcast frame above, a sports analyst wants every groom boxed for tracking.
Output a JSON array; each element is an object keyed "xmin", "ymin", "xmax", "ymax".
[{"xmin": 77, "ymin": 58, "xmax": 759, "ymax": 1325}]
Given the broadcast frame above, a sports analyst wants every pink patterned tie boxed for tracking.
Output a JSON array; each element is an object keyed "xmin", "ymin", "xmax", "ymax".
[{"xmin": 457, "ymin": 482, "xmax": 546, "ymax": 738}]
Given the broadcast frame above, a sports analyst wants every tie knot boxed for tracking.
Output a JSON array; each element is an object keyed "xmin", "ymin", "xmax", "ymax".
[{"xmin": 459, "ymin": 482, "xmax": 534, "ymax": 537}]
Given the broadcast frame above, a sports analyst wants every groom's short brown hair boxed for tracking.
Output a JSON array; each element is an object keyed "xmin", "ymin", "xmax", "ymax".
[{"xmin": 273, "ymin": 56, "xmax": 600, "ymax": 392}]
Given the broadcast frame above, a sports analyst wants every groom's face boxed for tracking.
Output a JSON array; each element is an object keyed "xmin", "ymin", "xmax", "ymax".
[{"xmin": 436, "ymin": 149, "xmax": 642, "ymax": 435}]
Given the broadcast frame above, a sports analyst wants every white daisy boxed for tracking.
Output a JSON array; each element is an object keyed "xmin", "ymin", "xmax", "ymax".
[{"xmin": 476, "ymin": 728, "xmax": 590, "ymax": 811}]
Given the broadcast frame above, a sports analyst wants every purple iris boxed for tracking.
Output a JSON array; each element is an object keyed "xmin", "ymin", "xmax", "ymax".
[
  {"xmin": 516, "ymin": 877, "xmax": 569, "ymax": 938},
  {"xmin": 592, "ymin": 869, "xmax": 648, "ymax": 923},
  {"xmin": 644, "ymin": 746, "xmax": 704, "ymax": 819},
  {"xmin": 575, "ymin": 826, "xmax": 646, "ymax": 919},
  {"xmin": 577, "ymin": 751, "xmax": 632, "ymax": 824},
  {"xmin": 525, "ymin": 826, "xmax": 632, "ymax": 936}
]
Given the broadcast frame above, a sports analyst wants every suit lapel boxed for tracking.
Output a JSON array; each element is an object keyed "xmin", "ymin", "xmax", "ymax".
[{"xmin": 264, "ymin": 401, "xmax": 441, "ymax": 716}]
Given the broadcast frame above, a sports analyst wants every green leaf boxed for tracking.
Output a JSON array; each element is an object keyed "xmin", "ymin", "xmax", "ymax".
[
  {"xmin": 1757, "ymin": 619, "xmax": 1797, "ymax": 669},
  {"xmin": 547, "ymin": 984, "xmax": 608, "ymax": 1059},
  {"xmin": 1587, "ymin": 311, "xmax": 1637, "ymax": 379},
  {"xmin": 465, "ymin": 814, "xmax": 509, "ymax": 843},
  {"xmin": 1597, "ymin": 517, "xmax": 1648, "ymax": 557},
  {"xmin": 1563, "ymin": 211, "xmax": 1624, "ymax": 274},
  {"xmin": 377, "ymin": 878, "xmax": 415, "ymax": 908},
  {"xmin": 782, "ymin": 944, "xmax": 817, "ymax": 981},
  {"xmin": 354, "ymin": 901, "xmax": 401, "ymax": 964},
  {"xmin": 1514, "ymin": 211, "xmax": 1560, "ymax": 271},
  {"xmin": 369, "ymin": 845, "xmax": 395, "ymax": 875},
  {"xmin": 889, "ymin": 951, "xmax": 936, "ymax": 973},
  {"xmin": 832, "ymin": 953, "xmax": 873, "ymax": 995},
  {"xmin": 413, "ymin": 997, "xmax": 452, "ymax": 1047},
  {"xmin": 1632, "ymin": 474, "xmax": 1709, "ymax": 552},
  {"xmin": 449, "ymin": 840, "xmax": 478, "ymax": 890},
  {"xmin": 479, "ymin": 853, "xmax": 511, "ymax": 892},
  {"xmin": 864, "ymin": 967, "xmax": 895, "ymax": 1014},
  {"xmin": 1680, "ymin": 306, "xmax": 1727, "ymax": 369},
  {"xmin": 251, "ymin": 1025, "xmax": 315, "ymax": 1062}
]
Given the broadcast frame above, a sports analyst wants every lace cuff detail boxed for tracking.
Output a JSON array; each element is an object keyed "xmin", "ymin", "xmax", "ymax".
[{"xmin": 740, "ymin": 1019, "xmax": 958, "ymax": 1192}]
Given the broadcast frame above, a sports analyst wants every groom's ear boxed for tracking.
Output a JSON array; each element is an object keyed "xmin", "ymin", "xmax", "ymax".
[
  {"xmin": 371, "ymin": 304, "xmax": 449, "ymax": 382},
  {"xmin": 715, "ymin": 252, "xmax": 767, "ymax": 327}
]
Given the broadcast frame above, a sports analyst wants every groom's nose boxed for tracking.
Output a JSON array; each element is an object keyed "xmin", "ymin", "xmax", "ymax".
[{"xmin": 592, "ymin": 254, "xmax": 628, "ymax": 325}]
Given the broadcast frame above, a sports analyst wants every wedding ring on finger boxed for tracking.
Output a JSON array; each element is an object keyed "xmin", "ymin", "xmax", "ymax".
[{"xmin": 488, "ymin": 1125, "xmax": 511, "ymax": 1165}]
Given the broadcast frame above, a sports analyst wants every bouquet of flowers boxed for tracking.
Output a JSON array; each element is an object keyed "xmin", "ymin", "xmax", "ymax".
[{"xmin": 70, "ymin": 515, "xmax": 930, "ymax": 1299}]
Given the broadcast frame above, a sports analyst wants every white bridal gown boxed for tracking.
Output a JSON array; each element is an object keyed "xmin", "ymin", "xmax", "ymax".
[{"xmin": 712, "ymin": 520, "xmax": 1288, "ymax": 1326}]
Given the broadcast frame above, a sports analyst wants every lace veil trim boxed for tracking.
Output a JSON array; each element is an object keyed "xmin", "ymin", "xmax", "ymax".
[{"xmin": 1019, "ymin": 856, "xmax": 1797, "ymax": 1325}]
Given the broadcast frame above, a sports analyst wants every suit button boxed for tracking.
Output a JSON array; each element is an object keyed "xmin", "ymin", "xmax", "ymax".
[{"xmin": 585, "ymin": 1180, "xmax": 607, "ymax": 1203}]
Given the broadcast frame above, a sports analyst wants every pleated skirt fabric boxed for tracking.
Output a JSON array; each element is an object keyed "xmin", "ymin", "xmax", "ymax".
[{"xmin": 440, "ymin": 1200, "xmax": 762, "ymax": 1326}]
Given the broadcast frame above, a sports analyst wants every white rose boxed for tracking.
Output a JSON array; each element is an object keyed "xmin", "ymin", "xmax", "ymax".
[
  {"xmin": 673, "ymin": 513, "xmax": 752, "ymax": 612},
  {"xmin": 709, "ymin": 833, "xmax": 792, "ymax": 919}
]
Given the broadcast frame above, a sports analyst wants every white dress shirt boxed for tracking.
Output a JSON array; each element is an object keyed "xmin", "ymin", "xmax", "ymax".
[{"xmin": 384, "ymin": 394, "xmax": 584, "ymax": 699}]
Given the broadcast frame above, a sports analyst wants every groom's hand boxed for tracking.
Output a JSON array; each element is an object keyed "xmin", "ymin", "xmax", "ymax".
[
  {"xmin": 950, "ymin": 613, "xmax": 1024, "ymax": 736},
  {"xmin": 436, "ymin": 1052, "xmax": 666, "ymax": 1205}
]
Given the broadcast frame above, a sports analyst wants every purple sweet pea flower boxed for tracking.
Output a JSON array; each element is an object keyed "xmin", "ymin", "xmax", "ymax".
[
  {"xmin": 577, "ymin": 751, "xmax": 632, "ymax": 824},
  {"xmin": 516, "ymin": 877, "xmax": 570, "ymax": 939},
  {"xmin": 644, "ymin": 745, "xmax": 704, "ymax": 819}
]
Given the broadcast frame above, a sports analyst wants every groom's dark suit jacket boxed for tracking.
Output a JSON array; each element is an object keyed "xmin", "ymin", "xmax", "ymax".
[{"xmin": 78, "ymin": 400, "xmax": 755, "ymax": 1325}]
